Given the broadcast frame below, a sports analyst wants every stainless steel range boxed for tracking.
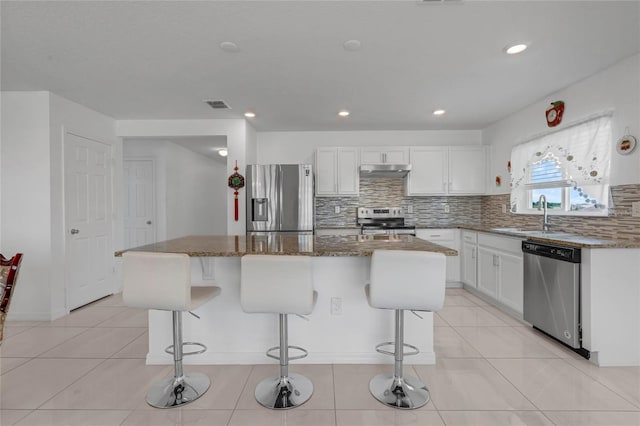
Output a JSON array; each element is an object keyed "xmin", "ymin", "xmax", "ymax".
[{"xmin": 357, "ymin": 207, "xmax": 416, "ymax": 236}]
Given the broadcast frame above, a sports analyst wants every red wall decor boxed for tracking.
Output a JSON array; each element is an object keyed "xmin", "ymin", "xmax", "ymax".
[
  {"xmin": 545, "ymin": 101, "xmax": 565, "ymax": 127},
  {"xmin": 227, "ymin": 160, "xmax": 245, "ymax": 222}
]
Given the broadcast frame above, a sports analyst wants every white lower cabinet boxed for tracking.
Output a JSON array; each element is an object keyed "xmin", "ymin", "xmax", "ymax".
[
  {"xmin": 461, "ymin": 231, "xmax": 478, "ymax": 287},
  {"xmin": 476, "ymin": 233, "xmax": 524, "ymax": 314},
  {"xmin": 416, "ymin": 229, "xmax": 460, "ymax": 285}
]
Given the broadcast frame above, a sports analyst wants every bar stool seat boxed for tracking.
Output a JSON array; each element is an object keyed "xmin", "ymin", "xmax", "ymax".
[
  {"xmin": 365, "ymin": 250, "xmax": 445, "ymax": 409},
  {"xmin": 241, "ymin": 254, "xmax": 316, "ymax": 409},
  {"xmin": 123, "ymin": 251, "xmax": 221, "ymax": 409}
]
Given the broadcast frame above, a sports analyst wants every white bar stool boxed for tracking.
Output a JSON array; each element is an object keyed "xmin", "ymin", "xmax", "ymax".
[
  {"xmin": 123, "ymin": 251, "xmax": 221, "ymax": 409},
  {"xmin": 365, "ymin": 250, "xmax": 445, "ymax": 409},
  {"xmin": 240, "ymin": 254, "xmax": 316, "ymax": 409}
]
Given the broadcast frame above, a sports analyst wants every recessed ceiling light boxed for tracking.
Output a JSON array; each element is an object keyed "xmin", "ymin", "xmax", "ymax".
[
  {"xmin": 505, "ymin": 43, "xmax": 528, "ymax": 55},
  {"xmin": 219, "ymin": 41, "xmax": 239, "ymax": 53},
  {"xmin": 343, "ymin": 39, "xmax": 361, "ymax": 51},
  {"xmin": 433, "ymin": 109, "xmax": 446, "ymax": 116},
  {"xmin": 218, "ymin": 148, "xmax": 228, "ymax": 157},
  {"xmin": 338, "ymin": 110, "xmax": 350, "ymax": 117},
  {"xmin": 244, "ymin": 111, "xmax": 256, "ymax": 118}
]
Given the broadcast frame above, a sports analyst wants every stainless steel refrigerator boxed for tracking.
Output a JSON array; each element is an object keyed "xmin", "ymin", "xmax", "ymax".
[{"xmin": 246, "ymin": 164, "xmax": 314, "ymax": 235}]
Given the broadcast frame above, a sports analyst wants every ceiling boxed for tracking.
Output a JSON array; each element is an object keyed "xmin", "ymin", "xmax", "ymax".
[
  {"xmin": 127, "ymin": 135, "xmax": 228, "ymax": 162},
  {"xmin": 2, "ymin": 1, "xmax": 639, "ymax": 133}
]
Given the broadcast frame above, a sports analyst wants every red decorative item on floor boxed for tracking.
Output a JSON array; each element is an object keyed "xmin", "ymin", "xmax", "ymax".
[{"xmin": 228, "ymin": 160, "xmax": 245, "ymax": 221}]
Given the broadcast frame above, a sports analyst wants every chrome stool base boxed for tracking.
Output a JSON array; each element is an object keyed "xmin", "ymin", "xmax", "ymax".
[
  {"xmin": 255, "ymin": 373, "xmax": 314, "ymax": 409},
  {"xmin": 369, "ymin": 373, "xmax": 430, "ymax": 409},
  {"xmin": 146, "ymin": 372, "xmax": 211, "ymax": 409}
]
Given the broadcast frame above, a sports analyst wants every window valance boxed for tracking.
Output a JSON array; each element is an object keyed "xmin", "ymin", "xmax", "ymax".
[{"xmin": 510, "ymin": 114, "xmax": 612, "ymax": 213}]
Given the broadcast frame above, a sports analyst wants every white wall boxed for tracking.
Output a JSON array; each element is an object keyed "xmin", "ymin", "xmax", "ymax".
[
  {"xmin": 1, "ymin": 92, "xmax": 53, "ymax": 319},
  {"xmin": 257, "ymin": 130, "xmax": 482, "ymax": 164},
  {"xmin": 116, "ymin": 119, "xmax": 257, "ymax": 235},
  {"xmin": 124, "ymin": 140, "xmax": 227, "ymax": 240},
  {"xmin": 1, "ymin": 91, "xmax": 118, "ymax": 320},
  {"xmin": 483, "ymin": 53, "xmax": 640, "ymax": 195}
]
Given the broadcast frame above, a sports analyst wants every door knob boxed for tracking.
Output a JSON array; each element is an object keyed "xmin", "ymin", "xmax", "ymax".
[
  {"xmin": 70, "ymin": 229, "xmax": 79, "ymax": 235},
  {"xmin": 146, "ymin": 221, "xmax": 152, "ymax": 225}
]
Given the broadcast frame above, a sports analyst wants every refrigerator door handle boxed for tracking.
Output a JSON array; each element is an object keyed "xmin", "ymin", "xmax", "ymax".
[{"xmin": 251, "ymin": 198, "xmax": 269, "ymax": 221}]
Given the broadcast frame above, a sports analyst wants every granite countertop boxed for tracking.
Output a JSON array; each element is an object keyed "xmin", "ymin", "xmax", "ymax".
[
  {"xmin": 115, "ymin": 234, "xmax": 458, "ymax": 257},
  {"xmin": 315, "ymin": 224, "xmax": 640, "ymax": 248},
  {"xmin": 460, "ymin": 225, "xmax": 640, "ymax": 248}
]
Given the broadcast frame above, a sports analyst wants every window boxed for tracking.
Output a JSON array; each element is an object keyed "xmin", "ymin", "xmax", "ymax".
[{"xmin": 510, "ymin": 114, "xmax": 612, "ymax": 216}]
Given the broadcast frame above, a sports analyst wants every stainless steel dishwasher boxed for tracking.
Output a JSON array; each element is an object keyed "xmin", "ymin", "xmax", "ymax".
[{"xmin": 522, "ymin": 241, "xmax": 589, "ymax": 359}]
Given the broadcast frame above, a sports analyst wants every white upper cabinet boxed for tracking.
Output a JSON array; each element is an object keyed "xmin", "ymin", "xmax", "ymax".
[
  {"xmin": 406, "ymin": 147, "xmax": 448, "ymax": 195},
  {"xmin": 360, "ymin": 147, "xmax": 409, "ymax": 164},
  {"xmin": 448, "ymin": 146, "xmax": 486, "ymax": 195},
  {"xmin": 407, "ymin": 146, "xmax": 485, "ymax": 196},
  {"xmin": 315, "ymin": 147, "xmax": 359, "ymax": 196}
]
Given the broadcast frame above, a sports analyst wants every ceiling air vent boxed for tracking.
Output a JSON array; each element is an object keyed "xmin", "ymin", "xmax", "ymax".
[{"xmin": 204, "ymin": 100, "xmax": 231, "ymax": 110}]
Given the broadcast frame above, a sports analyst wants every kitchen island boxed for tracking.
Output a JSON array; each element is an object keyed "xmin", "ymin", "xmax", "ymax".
[{"xmin": 117, "ymin": 234, "xmax": 456, "ymax": 365}]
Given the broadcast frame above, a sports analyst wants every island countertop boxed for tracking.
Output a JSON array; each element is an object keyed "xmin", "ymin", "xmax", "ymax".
[{"xmin": 115, "ymin": 234, "xmax": 458, "ymax": 257}]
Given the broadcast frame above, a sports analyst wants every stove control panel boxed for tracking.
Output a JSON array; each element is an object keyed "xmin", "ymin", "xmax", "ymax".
[{"xmin": 357, "ymin": 207, "xmax": 403, "ymax": 218}]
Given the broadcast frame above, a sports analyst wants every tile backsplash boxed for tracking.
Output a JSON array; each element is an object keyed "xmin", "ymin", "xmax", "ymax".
[
  {"xmin": 481, "ymin": 184, "xmax": 640, "ymax": 241},
  {"xmin": 316, "ymin": 180, "xmax": 640, "ymax": 241},
  {"xmin": 315, "ymin": 178, "xmax": 482, "ymax": 227}
]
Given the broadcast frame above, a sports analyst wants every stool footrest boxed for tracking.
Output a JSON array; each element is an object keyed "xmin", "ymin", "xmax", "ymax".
[
  {"xmin": 165, "ymin": 341, "xmax": 207, "ymax": 356},
  {"xmin": 375, "ymin": 341, "xmax": 420, "ymax": 357},
  {"xmin": 266, "ymin": 345, "xmax": 308, "ymax": 361}
]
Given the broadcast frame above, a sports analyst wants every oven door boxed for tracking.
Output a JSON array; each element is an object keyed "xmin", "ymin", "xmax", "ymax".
[
  {"xmin": 360, "ymin": 227, "xmax": 389, "ymax": 235},
  {"xmin": 389, "ymin": 227, "xmax": 416, "ymax": 236}
]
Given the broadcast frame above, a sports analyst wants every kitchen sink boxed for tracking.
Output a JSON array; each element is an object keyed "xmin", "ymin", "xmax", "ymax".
[
  {"xmin": 491, "ymin": 228, "xmax": 535, "ymax": 235},
  {"xmin": 491, "ymin": 228, "xmax": 577, "ymax": 239}
]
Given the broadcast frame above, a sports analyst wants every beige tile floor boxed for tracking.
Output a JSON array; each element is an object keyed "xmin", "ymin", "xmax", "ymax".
[{"xmin": 1, "ymin": 288, "xmax": 639, "ymax": 425}]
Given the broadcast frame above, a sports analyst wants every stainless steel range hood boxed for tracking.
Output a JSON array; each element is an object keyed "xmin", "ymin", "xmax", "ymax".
[{"xmin": 359, "ymin": 164, "xmax": 411, "ymax": 178}]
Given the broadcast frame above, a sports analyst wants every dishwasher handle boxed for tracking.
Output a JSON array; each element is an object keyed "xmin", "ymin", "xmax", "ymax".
[{"xmin": 522, "ymin": 241, "xmax": 581, "ymax": 263}]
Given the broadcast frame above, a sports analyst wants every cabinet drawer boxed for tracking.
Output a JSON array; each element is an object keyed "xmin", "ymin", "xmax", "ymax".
[
  {"xmin": 416, "ymin": 229, "xmax": 458, "ymax": 251},
  {"xmin": 462, "ymin": 230, "xmax": 477, "ymax": 244},
  {"xmin": 478, "ymin": 232, "xmax": 523, "ymax": 255}
]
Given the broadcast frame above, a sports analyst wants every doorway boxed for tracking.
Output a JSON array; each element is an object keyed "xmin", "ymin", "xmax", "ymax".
[
  {"xmin": 123, "ymin": 158, "xmax": 157, "ymax": 249},
  {"xmin": 64, "ymin": 132, "xmax": 113, "ymax": 310}
]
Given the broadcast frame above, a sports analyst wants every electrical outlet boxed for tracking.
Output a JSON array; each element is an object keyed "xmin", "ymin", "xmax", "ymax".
[
  {"xmin": 443, "ymin": 204, "xmax": 450, "ymax": 213},
  {"xmin": 334, "ymin": 206, "xmax": 341, "ymax": 214},
  {"xmin": 632, "ymin": 201, "xmax": 640, "ymax": 217},
  {"xmin": 407, "ymin": 205, "xmax": 414, "ymax": 214},
  {"xmin": 501, "ymin": 204, "xmax": 507, "ymax": 214},
  {"xmin": 330, "ymin": 297, "xmax": 342, "ymax": 315}
]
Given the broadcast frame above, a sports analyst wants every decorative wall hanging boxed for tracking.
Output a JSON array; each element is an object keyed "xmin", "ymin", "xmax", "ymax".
[
  {"xmin": 495, "ymin": 176, "xmax": 502, "ymax": 186},
  {"xmin": 228, "ymin": 160, "xmax": 245, "ymax": 222},
  {"xmin": 616, "ymin": 129, "xmax": 637, "ymax": 155},
  {"xmin": 545, "ymin": 101, "xmax": 565, "ymax": 127}
]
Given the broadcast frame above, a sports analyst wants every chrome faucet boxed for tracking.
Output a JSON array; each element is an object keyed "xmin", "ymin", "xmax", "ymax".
[{"xmin": 538, "ymin": 194, "xmax": 550, "ymax": 231}]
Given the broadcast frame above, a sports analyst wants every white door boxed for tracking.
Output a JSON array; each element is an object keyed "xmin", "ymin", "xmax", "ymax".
[
  {"xmin": 498, "ymin": 251, "xmax": 524, "ymax": 314},
  {"xmin": 315, "ymin": 148, "xmax": 338, "ymax": 195},
  {"xmin": 337, "ymin": 148, "xmax": 359, "ymax": 195},
  {"xmin": 64, "ymin": 132, "xmax": 113, "ymax": 310},
  {"xmin": 461, "ymin": 241, "xmax": 477, "ymax": 287},
  {"xmin": 449, "ymin": 146, "xmax": 486, "ymax": 194},
  {"xmin": 123, "ymin": 159, "xmax": 156, "ymax": 248},
  {"xmin": 476, "ymin": 246, "xmax": 498, "ymax": 298},
  {"xmin": 406, "ymin": 147, "xmax": 448, "ymax": 195}
]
